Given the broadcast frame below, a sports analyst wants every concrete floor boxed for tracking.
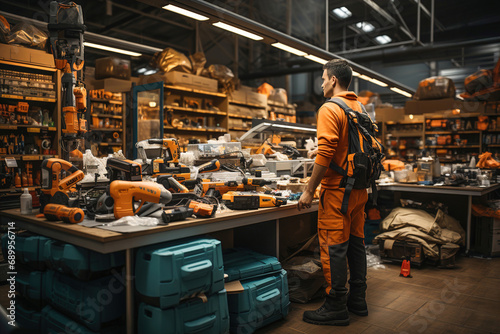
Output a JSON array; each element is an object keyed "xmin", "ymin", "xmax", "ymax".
[
  {"xmin": 0, "ymin": 256, "xmax": 499, "ymax": 333},
  {"xmin": 257, "ymin": 256, "xmax": 500, "ymax": 334}
]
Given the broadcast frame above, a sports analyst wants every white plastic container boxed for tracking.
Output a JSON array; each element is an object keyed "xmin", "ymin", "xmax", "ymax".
[{"xmin": 20, "ymin": 188, "xmax": 32, "ymax": 214}]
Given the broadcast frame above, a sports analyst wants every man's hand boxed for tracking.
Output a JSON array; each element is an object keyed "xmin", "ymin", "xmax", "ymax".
[
  {"xmin": 307, "ymin": 148, "xmax": 318, "ymax": 159},
  {"xmin": 297, "ymin": 189, "xmax": 314, "ymax": 211}
]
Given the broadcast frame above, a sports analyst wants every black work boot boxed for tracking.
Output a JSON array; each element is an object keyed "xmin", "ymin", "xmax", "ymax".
[
  {"xmin": 303, "ymin": 240, "xmax": 350, "ymax": 326},
  {"xmin": 303, "ymin": 290, "xmax": 350, "ymax": 326},
  {"xmin": 347, "ymin": 234, "xmax": 368, "ymax": 316}
]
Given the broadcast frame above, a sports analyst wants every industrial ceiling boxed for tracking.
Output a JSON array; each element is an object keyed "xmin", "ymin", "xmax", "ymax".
[{"xmin": 1, "ymin": 0, "xmax": 499, "ymax": 105}]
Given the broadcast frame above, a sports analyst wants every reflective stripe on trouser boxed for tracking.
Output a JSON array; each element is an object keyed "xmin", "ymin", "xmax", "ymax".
[{"xmin": 318, "ymin": 188, "xmax": 368, "ymax": 295}]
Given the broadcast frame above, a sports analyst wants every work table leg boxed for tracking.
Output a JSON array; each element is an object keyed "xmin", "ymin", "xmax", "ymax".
[
  {"xmin": 126, "ymin": 248, "xmax": 134, "ymax": 334},
  {"xmin": 466, "ymin": 195, "xmax": 472, "ymax": 255}
]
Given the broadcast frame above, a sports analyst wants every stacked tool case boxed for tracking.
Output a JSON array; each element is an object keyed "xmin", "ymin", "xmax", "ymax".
[
  {"xmin": 2, "ymin": 232, "xmax": 48, "ymax": 331},
  {"xmin": 223, "ymin": 248, "xmax": 290, "ymax": 334},
  {"xmin": 136, "ymin": 238, "xmax": 229, "ymax": 334},
  {"xmin": 1, "ymin": 232, "xmax": 126, "ymax": 333}
]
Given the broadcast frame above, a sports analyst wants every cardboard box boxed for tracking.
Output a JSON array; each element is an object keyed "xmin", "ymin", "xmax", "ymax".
[
  {"xmin": 374, "ymin": 107, "xmax": 405, "ymax": 122},
  {"xmin": 95, "ymin": 57, "xmax": 131, "ymax": 80},
  {"xmin": 92, "ymin": 78, "xmax": 132, "ymax": 92},
  {"xmin": 246, "ymin": 91, "xmax": 267, "ymax": 107},
  {"xmin": 229, "ymin": 89, "xmax": 247, "ymax": 103},
  {"xmin": 0, "ymin": 44, "xmax": 54, "ymax": 68},
  {"xmin": 165, "ymin": 71, "xmax": 218, "ymax": 92}
]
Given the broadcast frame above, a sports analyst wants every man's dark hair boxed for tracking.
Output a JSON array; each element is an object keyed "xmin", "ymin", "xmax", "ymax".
[{"xmin": 323, "ymin": 59, "xmax": 352, "ymax": 89}]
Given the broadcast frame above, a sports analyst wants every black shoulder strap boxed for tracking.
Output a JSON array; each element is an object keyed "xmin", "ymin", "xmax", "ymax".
[{"xmin": 325, "ymin": 97, "xmax": 351, "ymax": 176}]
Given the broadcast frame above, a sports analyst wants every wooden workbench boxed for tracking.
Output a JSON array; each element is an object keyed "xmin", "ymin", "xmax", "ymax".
[{"xmin": 0, "ymin": 203, "xmax": 318, "ymax": 334}]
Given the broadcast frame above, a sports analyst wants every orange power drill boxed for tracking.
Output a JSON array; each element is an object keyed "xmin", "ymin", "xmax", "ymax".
[
  {"xmin": 108, "ymin": 180, "xmax": 173, "ymax": 219},
  {"xmin": 43, "ymin": 203, "xmax": 84, "ymax": 224}
]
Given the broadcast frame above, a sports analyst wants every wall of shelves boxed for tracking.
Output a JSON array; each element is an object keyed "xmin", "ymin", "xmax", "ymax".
[
  {"xmin": 0, "ymin": 57, "xmax": 61, "ymax": 208},
  {"xmin": 88, "ymin": 91, "xmax": 125, "ymax": 157},
  {"xmin": 383, "ymin": 111, "xmax": 500, "ymax": 163}
]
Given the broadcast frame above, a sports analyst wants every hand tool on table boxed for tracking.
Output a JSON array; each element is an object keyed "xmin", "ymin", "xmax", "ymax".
[
  {"xmin": 108, "ymin": 180, "xmax": 172, "ymax": 219},
  {"xmin": 222, "ymin": 191, "xmax": 287, "ymax": 210},
  {"xmin": 43, "ymin": 203, "xmax": 85, "ymax": 224}
]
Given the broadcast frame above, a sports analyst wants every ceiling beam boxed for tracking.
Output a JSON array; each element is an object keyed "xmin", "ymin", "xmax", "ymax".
[{"xmin": 139, "ymin": 0, "xmax": 415, "ymax": 94}]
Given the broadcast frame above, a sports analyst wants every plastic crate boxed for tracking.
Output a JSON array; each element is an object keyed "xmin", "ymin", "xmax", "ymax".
[
  {"xmin": 1, "ymin": 232, "xmax": 50, "ymax": 270},
  {"xmin": 364, "ymin": 220, "xmax": 381, "ymax": 245},
  {"xmin": 16, "ymin": 268, "xmax": 45, "ymax": 309},
  {"xmin": 135, "ymin": 238, "xmax": 224, "ymax": 309},
  {"xmin": 228, "ymin": 269, "xmax": 289, "ymax": 334},
  {"xmin": 223, "ymin": 248, "xmax": 282, "ymax": 282},
  {"xmin": 41, "ymin": 305, "xmax": 124, "ymax": 334},
  {"xmin": 15, "ymin": 297, "xmax": 42, "ymax": 332},
  {"xmin": 137, "ymin": 290, "xmax": 229, "ymax": 334},
  {"xmin": 43, "ymin": 270, "xmax": 125, "ymax": 331},
  {"xmin": 44, "ymin": 240, "xmax": 125, "ymax": 280}
]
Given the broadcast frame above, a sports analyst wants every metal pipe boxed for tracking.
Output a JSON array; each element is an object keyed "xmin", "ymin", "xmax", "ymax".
[
  {"xmin": 325, "ymin": 0, "xmax": 329, "ymax": 51},
  {"xmin": 431, "ymin": 0, "xmax": 435, "ymax": 44},
  {"xmin": 417, "ymin": 0, "xmax": 421, "ymax": 42},
  {"xmin": 335, "ymin": 40, "xmax": 415, "ymax": 55}
]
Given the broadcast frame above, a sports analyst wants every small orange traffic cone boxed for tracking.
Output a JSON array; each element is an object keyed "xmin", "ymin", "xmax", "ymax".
[{"xmin": 400, "ymin": 259, "xmax": 412, "ymax": 278}]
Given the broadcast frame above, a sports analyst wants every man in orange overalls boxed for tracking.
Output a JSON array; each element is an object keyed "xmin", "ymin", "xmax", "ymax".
[{"xmin": 298, "ymin": 59, "xmax": 368, "ymax": 326}]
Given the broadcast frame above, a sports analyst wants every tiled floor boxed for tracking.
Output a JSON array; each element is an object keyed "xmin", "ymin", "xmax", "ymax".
[
  {"xmin": 256, "ymin": 256, "xmax": 500, "ymax": 334},
  {"xmin": 0, "ymin": 256, "xmax": 498, "ymax": 333}
]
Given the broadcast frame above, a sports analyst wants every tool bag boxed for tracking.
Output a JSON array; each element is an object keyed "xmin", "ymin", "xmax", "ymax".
[
  {"xmin": 414, "ymin": 76, "xmax": 456, "ymax": 100},
  {"xmin": 327, "ymin": 98, "xmax": 384, "ymax": 215}
]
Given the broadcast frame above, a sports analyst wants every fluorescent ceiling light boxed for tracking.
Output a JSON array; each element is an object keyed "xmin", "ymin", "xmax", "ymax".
[
  {"xmin": 356, "ymin": 74, "xmax": 388, "ymax": 87},
  {"xmin": 271, "ymin": 43, "xmax": 307, "ymax": 56},
  {"xmin": 390, "ymin": 87, "xmax": 412, "ymax": 98},
  {"xmin": 212, "ymin": 22, "xmax": 263, "ymax": 40},
  {"xmin": 352, "ymin": 71, "xmax": 360, "ymax": 77},
  {"xmin": 267, "ymin": 123, "xmax": 316, "ymax": 132},
  {"xmin": 358, "ymin": 74, "xmax": 372, "ymax": 81},
  {"xmin": 84, "ymin": 42, "xmax": 142, "ymax": 57},
  {"xmin": 355, "ymin": 22, "xmax": 375, "ymax": 33},
  {"xmin": 144, "ymin": 70, "xmax": 157, "ymax": 75},
  {"xmin": 369, "ymin": 78, "xmax": 388, "ymax": 87},
  {"xmin": 162, "ymin": 4, "xmax": 209, "ymax": 21},
  {"xmin": 304, "ymin": 54, "xmax": 328, "ymax": 64},
  {"xmin": 137, "ymin": 67, "xmax": 147, "ymax": 74},
  {"xmin": 375, "ymin": 35, "xmax": 392, "ymax": 44},
  {"xmin": 332, "ymin": 7, "xmax": 352, "ymax": 19}
]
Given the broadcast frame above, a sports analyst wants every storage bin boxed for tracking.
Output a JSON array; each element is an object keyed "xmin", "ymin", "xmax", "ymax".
[
  {"xmin": 44, "ymin": 239, "xmax": 125, "ymax": 280},
  {"xmin": 43, "ymin": 270, "xmax": 125, "ymax": 331},
  {"xmin": 16, "ymin": 268, "xmax": 45, "ymax": 309},
  {"xmin": 1, "ymin": 232, "xmax": 50, "ymax": 270},
  {"xmin": 364, "ymin": 220, "xmax": 381, "ymax": 245},
  {"xmin": 15, "ymin": 297, "xmax": 42, "ymax": 331},
  {"xmin": 135, "ymin": 238, "xmax": 224, "ymax": 309},
  {"xmin": 41, "ymin": 305, "xmax": 124, "ymax": 334},
  {"xmin": 227, "ymin": 269, "xmax": 289, "ymax": 334},
  {"xmin": 223, "ymin": 248, "xmax": 282, "ymax": 282},
  {"xmin": 137, "ymin": 290, "xmax": 230, "ymax": 334}
]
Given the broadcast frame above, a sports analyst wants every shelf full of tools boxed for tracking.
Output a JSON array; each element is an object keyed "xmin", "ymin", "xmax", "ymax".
[{"xmin": 0, "ymin": 59, "xmax": 61, "ymax": 209}]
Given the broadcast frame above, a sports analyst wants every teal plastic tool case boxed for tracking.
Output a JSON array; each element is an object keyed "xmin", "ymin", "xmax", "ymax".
[
  {"xmin": 1, "ymin": 232, "xmax": 50, "ymax": 270},
  {"xmin": 137, "ymin": 289, "xmax": 230, "ymax": 334},
  {"xmin": 43, "ymin": 270, "xmax": 125, "ymax": 331},
  {"xmin": 135, "ymin": 238, "xmax": 225, "ymax": 309},
  {"xmin": 43, "ymin": 239, "xmax": 125, "ymax": 280},
  {"xmin": 223, "ymin": 248, "xmax": 289, "ymax": 333}
]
